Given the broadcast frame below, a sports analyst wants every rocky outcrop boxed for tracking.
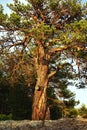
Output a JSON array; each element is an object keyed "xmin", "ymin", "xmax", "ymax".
[{"xmin": 0, "ymin": 118, "xmax": 87, "ymax": 130}]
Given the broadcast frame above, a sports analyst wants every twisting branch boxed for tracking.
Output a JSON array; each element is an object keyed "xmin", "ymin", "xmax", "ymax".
[
  {"xmin": 48, "ymin": 70, "xmax": 56, "ymax": 79},
  {"xmin": 4, "ymin": 36, "xmax": 28, "ymax": 48},
  {"xmin": 49, "ymin": 45, "xmax": 68, "ymax": 54},
  {"xmin": 49, "ymin": 44, "xmax": 87, "ymax": 54}
]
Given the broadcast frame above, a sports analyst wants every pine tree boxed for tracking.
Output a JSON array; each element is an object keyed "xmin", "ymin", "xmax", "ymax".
[{"xmin": 0, "ymin": 0, "xmax": 87, "ymax": 120}]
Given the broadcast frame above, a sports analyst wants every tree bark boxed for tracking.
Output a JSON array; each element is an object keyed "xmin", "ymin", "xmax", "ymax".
[{"xmin": 32, "ymin": 44, "xmax": 50, "ymax": 120}]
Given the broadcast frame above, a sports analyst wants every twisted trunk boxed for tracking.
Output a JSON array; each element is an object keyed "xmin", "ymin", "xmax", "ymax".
[{"xmin": 32, "ymin": 44, "xmax": 50, "ymax": 120}]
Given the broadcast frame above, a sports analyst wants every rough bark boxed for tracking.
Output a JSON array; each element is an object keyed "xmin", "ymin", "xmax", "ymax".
[{"xmin": 32, "ymin": 44, "xmax": 50, "ymax": 120}]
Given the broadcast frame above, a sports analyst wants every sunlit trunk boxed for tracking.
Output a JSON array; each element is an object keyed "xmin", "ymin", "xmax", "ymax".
[{"xmin": 32, "ymin": 44, "xmax": 50, "ymax": 120}]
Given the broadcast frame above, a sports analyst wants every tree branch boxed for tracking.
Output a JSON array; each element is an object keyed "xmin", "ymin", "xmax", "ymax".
[
  {"xmin": 49, "ymin": 45, "xmax": 68, "ymax": 54},
  {"xmin": 48, "ymin": 45, "xmax": 87, "ymax": 54},
  {"xmin": 48, "ymin": 70, "xmax": 56, "ymax": 79},
  {"xmin": 2, "ymin": 36, "xmax": 28, "ymax": 48}
]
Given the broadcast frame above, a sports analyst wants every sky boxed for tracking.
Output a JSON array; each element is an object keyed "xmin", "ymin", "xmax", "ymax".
[
  {"xmin": 0, "ymin": 0, "xmax": 87, "ymax": 108},
  {"xmin": 68, "ymin": 86, "xmax": 87, "ymax": 108}
]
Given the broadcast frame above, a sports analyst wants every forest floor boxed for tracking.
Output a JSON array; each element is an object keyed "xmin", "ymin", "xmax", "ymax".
[{"xmin": 0, "ymin": 118, "xmax": 87, "ymax": 130}]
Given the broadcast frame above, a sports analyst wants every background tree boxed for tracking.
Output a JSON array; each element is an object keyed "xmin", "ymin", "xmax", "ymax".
[
  {"xmin": 0, "ymin": 50, "xmax": 79, "ymax": 120},
  {"xmin": 0, "ymin": 0, "xmax": 87, "ymax": 120},
  {"xmin": 0, "ymin": 44, "xmax": 36, "ymax": 119},
  {"xmin": 0, "ymin": 71, "xmax": 10, "ymax": 115},
  {"xmin": 47, "ymin": 62, "xmax": 79, "ymax": 119},
  {"xmin": 78, "ymin": 104, "xmax": 87, "ymax": 117}
]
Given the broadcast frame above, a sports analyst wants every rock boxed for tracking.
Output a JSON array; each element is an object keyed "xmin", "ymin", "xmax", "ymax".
[{"xmin": 0, "ymin": 118, "xmax": 87, "ymax": 130}]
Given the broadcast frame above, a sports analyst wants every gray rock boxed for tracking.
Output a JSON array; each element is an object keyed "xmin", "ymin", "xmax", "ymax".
[{"xmin": 0, "ymin": 118, "xmax": 87, "ymax": 130}]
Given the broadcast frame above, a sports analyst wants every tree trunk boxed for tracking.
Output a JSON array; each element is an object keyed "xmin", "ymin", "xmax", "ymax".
[{"xmin": 32, "ymin": 44, "xmax": 50, "ymax": 120}]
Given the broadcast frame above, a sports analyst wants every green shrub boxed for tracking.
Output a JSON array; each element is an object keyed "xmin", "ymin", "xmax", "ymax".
[
  {"xmin": 78, "ymin": 104, "xmax": 87, "ymax": 116},
  {"xmin": 67, "ymin": 109, "xmax": 78, "ymax": 118},
  {"xmin": 0, "ymin": 114, "xmax": 12, "ymax": 120}
]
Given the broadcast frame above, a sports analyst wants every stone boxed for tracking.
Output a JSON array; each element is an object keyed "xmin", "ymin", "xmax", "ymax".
[{"xmin": 0, "ymin": 118, "xmax": 87, "ymax": 130}]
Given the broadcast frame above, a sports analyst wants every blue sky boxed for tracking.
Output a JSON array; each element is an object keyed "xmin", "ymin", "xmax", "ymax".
[
  {"xmin": 0, "ymin": 0, "xmax": 87, "ymax": 108},
  {"xmin": 68, "ymin": 86, "xmax": 87, "ymax": 108},
  {"xmin": 0, "ymin": 0, "xmax": 12, "ymax": 14}
]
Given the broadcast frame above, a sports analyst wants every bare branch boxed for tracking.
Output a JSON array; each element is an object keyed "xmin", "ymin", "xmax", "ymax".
[
  {"xmin": 49, "ymin": 45, "xmax": 87, "ymax": 54},
  {"xmin": 1, "ymin": 36, "xmax": 28, "ymax": 48},
  {"xmin": 49, "ymin": 45, "xmax": 68, "ymax": 54},
  {"xmin": 48, "ymin": 70, "xmax": 56, "ymax": 79}
]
